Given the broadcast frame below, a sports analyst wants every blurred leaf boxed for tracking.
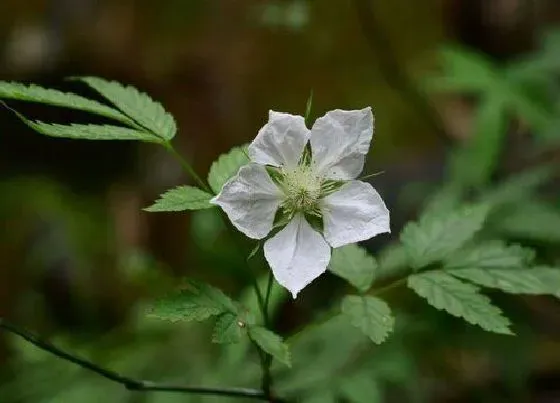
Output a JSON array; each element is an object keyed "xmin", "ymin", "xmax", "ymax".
[
  {"xmin": 377, "ymin": 243, "xmax": 410, "ymax": 280},
  {"xmin": 338, "ymin": 373, "xmax": 382, "ymax": 403},
  {"xmin": 0, "ymin": 81, "xmax": 134, "ymax": 125},
  {"xmin": 73, "ymin": 76, "xmax": 177, "ymax": 140},
  {"xmin": 450, "ymin": 267, "xmax": 560, "ymax": 296},
  {"xmin": 401, "ymin": 204, "xmax": 490, "ymax": 269},
  {"xmin": 144, "ymin": 186, "xmax": 213, "ymax": 212},
  {"xmin": 328, "ymin": 244, "xmax": 376, "ymax": 291},
  {"xmin": 212, "ymin": 313, "xmax": 243, "ymax": 344},
  {"xmin": 207, "ymin": 145, "xmax": 250, "ymax": 194},
  {"xmin": 426, "ymin": 46, "xmax": 498, "ymax": 93},
  {"xmin": 421, "ymin": 184, "xmax": 463, "ymax": 218},
  {"xmin": 464, "ymin": 94, "xmax": 508, "ymax": 186},
  {"xmin": 341, "ymin": 295, "xmax": 394, "ymax": 344},
  {"xmin": 408, "ymin": 271, "xmax": 512, "ymax": 334},
  {"xmin": 303, "ymin": 390, "xmax": 337, "ymax": 403},
  {"xmin": 24, "ymin": 120, "xmax": 158, "ymax": 142},
  {"xmin": 148, "ymin": 280, "xmax": 237, "ymax": 322},
  {"xmin": 444, "ymin": 241, "xmax": 534, "ymax": 270},
  {"xmin": 482, "ymin": 164, "xmax": 556, "ymax": 208},
  {"xmin": 248, "ymin": 326, "xmax": 291, "ymax": 367},
  {"xmin": 495, "ymin": 200, "xmax": 560, "ymax": 242}
]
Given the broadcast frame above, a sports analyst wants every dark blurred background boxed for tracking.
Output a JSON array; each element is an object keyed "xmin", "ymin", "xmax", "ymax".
[{"xmin": 1, "ymin": 1, "xmax": 560, "ymax": 402}]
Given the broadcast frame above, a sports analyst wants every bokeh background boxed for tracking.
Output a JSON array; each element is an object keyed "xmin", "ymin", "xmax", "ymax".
[{"xmin": 0, "ymin": 0, "xmax": 559, "ymax": 402}]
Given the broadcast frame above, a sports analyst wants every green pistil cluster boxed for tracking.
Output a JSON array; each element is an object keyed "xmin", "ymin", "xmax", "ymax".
[{"xmin": 280, "ymin": 165, "xmax": 323, "ymax": 217}]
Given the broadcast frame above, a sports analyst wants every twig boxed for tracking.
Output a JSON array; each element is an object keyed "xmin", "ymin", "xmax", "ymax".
[
  {"xmin": 0, "ymin": 319, "xmax": 269, "ymax": 400},
  {"xmin": 352, "ymin": 0, "xmax": 452, "ymax": 147}
]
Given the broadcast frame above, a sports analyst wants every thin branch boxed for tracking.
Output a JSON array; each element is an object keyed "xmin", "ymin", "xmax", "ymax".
[
  {"xmin": 352, "ymin": 0, "xmax": 452, "ymax": 147},
  {"xmin": 0, "ymin": 319, "xmax": 268, "ymax": 400}
]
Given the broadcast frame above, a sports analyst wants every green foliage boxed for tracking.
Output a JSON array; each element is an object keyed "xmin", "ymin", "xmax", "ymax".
[
  {"xmin": 401, "ymin": 204, "xmax": 490, "ymax": 269},
  {"xmin": 144, "ymin": 186, "xmax": 214, "ymax": 212},
  {"xmin": 328, "ymin": 243, "xmax": 376, "ymax": 291},
  {"xmin": 443, "ymin": 241, "xmax": 534, "ymax": 270},
  {"xmin": 207, "ymin": 145, "xmax": 250, "ymax": 194},
  {"xmin": 408, "ymin": 271, "xmax": 512, "ymax": 335},
  {"xmin": 25, "ymin": 121, "xmax": 157, "ymax": 142},
  {"xmin": 460, "ymin": 94, "xmax": 508, "ymax": 186},
  {"xmin": 148, "ymin": 280, "xmax": 237, "ymax": 322},
  {"xmin": 212, "ymin": 313, "xmax": 243, "ymax": 344},
  {"xmin": 0, "ymin": 81, "xmax": 134, "ymax": 125},
  {"xmin": 248, "ymin": 326, "xmax": 291, "ymax": 367},
  {"xmin": 303, "ymin": 390, "xmax": 337, "ymax": 403},
  {"xmin": 494, "ymin": 200, "xmax": 560, "ymax": 243},
  {"xmin": 338, "ymin": 373, "xmax": 382, "ymax": 403},
  {"xmin": 482, "ymin": 164, "xmax": 556, "ymax": 208},
  {"xmin": 449, "ymin": 267, "xmax": 560, "ymax": 296},
  {"xmin": 341, "ymin": 295, "xmax": 394, "ymax": 344},
  {"xmin": 72, "ymin": 76, "xmax": 177, "ymax": 141}
]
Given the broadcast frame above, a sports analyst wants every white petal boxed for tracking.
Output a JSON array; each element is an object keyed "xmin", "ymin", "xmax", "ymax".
[
  {"xmin": 248, "ymin": 111, "xmax": 310, "ymax": 168},
  {"xmin": 211, "ymin": 164, "xmax": 282, "ymax": 239},
  {"xmin": 264, "ymin": 213, "xmax": 331, "ymax": 298},
  {"xmin": 321, "ymin": 181, "xmax": 390, "ymax": 248},
  {"xmin": 310, "ymin": 107, "xmax": 374, "ymax": 180}
]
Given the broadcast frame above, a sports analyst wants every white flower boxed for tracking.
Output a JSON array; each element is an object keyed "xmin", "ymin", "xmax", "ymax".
[{"xmin": 211, "ymin": 108, "xmax": 390, "ymax": 297}]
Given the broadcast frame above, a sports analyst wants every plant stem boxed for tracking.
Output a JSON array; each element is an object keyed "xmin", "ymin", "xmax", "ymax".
[
  {"xmin": 261, "ymin": 271, "xmax": 275, "ymax": 398},
  {"xmin": 0, "ymin": 319, "xmax": 268, "ymax": 400},
  {"xmin": 163, "ymin": 141, "xmax": 213, "ymax": 194}
]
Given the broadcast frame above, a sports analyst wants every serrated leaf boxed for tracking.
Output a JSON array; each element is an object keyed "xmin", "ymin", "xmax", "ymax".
[
  {"xmin": 248, "ymin": 326, "xmax": 291, "ymax": 367},
  {"xmin": 328, "ymin": 244, "xmax": 376, "ymax": 291},
  {"xmin": 0, "ymin": 81, "xmax": 134, "ymax": 126},
  {"xmin": 341, "ymin": 295, "xmax": 394, "ymax": 344},
  {"xmin": 26, "ymin": 121, "xmax": 158, "ymax": 142},
  {"xmin": 207, "ymin": 145, "xmax": 250, "ymax": 193},
  {"xmin": 73, "ymin": 76, "xmax": 176, "ymax": 140},
  {"xmin": 407, "ymin": 271, "xmax": 512, "ymax": 334},
  {"xmin": 144, "ymin": 186, "xmax": 213, "ymax": 212},
  {"xmin": 401, "ymin": 204, "xmax": 490, "ymax": 269},
  {"xmin": 450, "ymin": 267, "xmax": 560, "ymax": 296},
  {"xmin": 444, "ymin": 241, "xmax": 534, "ymax": 270},
  {"xmin": 212, "ymin": 313, "xmax": 243, "ymax": 344},
  {"xmin": 147, "ymin": 280, "xmax": 237, "ymax": 322}
]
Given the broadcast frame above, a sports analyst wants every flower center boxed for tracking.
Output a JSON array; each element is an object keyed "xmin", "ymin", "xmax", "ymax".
[{"xmin": 281, "ymin": 165, "xmax": 323, "ymax": 215}]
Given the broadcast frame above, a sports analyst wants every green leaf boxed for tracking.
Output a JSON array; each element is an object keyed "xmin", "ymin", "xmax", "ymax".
[
  {"xmin": 248, "ymin": 326, "xmax": 291, "ymax": 367},
  {"xmin": 207, "ymin": 145, "xmax": 250, "ymax": 194},
  {"xmin": 340, "ymin": 295, "xmax": 395, "ymax": 344},
  {"xmin": 407, "ymin": 272, "xmax": 512, "ymax": 334},
  {"xmin": 444, "ymin": 241, "xmax": 534, "ymax": 270},
  {"xmin": 73, "ymin": 76, "xmax": 177, "ymax": 140},
  {"xmin": 463, "ymin": 94, "xmax": 508, "ymax": 187},
  {"xmin": 449, "ymin": 267, "xmax": 560, "ymax": 296},
  {"xmin": 0, "ymin": 81, "xmax": 134, "ymax": 126},
  {"xmin": 425, "ymin": 46, "xmax": 499, "ymax": 93},
  {"xmin": 212, "ymin": 313, "xmax": 243, "ymax": 344},
  {"xmin": 338, "ymin": 373, "xmax": 382, "ymax": 403},
  {"xmin": 25, "ymin": 121, "xmax": 158, "ymax": 142},
  {"xmin": 401, "ymin": 204, "xmax": 490, "ymax": 269},
  {"xmin": 328, "ymin": 244, "xmax": 377, "ymax": 291},
  {"xmin": 495, "ymin": 200, "xmax": 560, "ymax": 243},
  {"xmin": 147, "ymin": 280, "xmax": 237, "ymax": 322},
  {"xmin": 144, "ymin": 186, "xmax": 213, "ymax": 212},
  {"xmin": 482, "ymin": 164, "xmax": 555, "ymax": 208},
  {"xmin": 303, "ymin": 390, "xmax": 337, "ymax": 403}
]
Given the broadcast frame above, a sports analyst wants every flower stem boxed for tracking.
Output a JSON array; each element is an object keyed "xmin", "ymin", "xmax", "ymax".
[{"xmin": 163, "ymin": 141, "xmax": 213, "ymax": 194}]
